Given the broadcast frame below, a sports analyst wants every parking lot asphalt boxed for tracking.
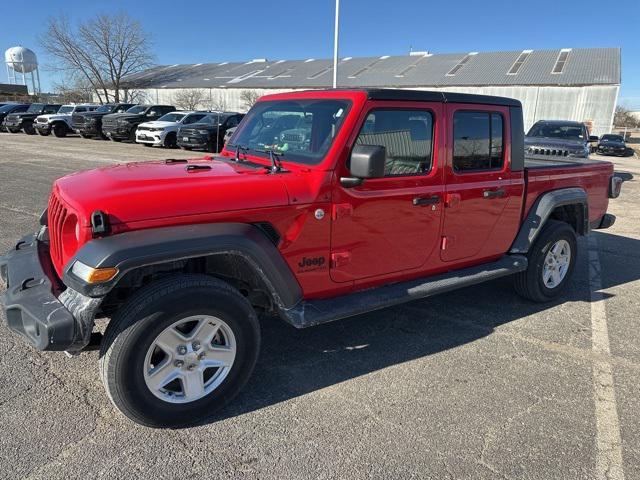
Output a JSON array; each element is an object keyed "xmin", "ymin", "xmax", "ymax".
[{"xmin": 0, "ymin": 132, "xmax": 638, "ymax": 480}]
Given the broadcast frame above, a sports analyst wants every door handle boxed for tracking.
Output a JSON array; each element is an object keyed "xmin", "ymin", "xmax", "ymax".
[
  {"xmin": 413, "ymin": 195, "xmax": 440, "ymax": 206},
  {"xmin": 483, "ymin": 188, "xmax": 506, "ymax": 199}
]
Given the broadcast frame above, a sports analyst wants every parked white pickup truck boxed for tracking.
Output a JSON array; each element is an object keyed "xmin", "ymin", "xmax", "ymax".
[
  {"xmin": 135, "ymin": 111, "xmax": 210, "ymax": 148},
  {"xmin": 35, "ymin": 104, "xmax": 98, "ymax": 137}
]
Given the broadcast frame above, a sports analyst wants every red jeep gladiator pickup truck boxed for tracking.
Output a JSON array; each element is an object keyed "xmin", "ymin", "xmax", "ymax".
[{"xmin": 0, "ymin": 89, "xmax": 623, "ymax": 427}]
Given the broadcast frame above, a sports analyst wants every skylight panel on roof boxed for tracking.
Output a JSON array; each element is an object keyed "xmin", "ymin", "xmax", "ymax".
[
  {"xmin": 308, "ymin": 66, "xmax": 332, "ymax": 79},
  {"xmin": 446, "ymin": 52, "xmax": 477, "ymax": 76},
  {"xmin": 552, "ymin": 49, "xmax": 572, "ymax": 74},
  {"xmin": 507, "ymin": 50, "xmax": 533, "ymax": 75},
  {"xmin": 349, "ymin": 58, "xmax": 384, "ymax": 79}
]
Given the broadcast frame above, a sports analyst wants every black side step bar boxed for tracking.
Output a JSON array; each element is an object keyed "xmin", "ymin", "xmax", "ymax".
[{"xmin": 280, "ymin": 255, "xmax": 528, "ymax": 328}]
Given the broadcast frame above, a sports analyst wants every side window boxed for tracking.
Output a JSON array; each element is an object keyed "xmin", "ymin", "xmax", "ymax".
[
  {"xmin": 44, "ymin": 105, "xmax": 59, "ymax": 114},
  {"xmin": 76, "ymin": 107, "xmax": 86, "ymax": 113},
  {"xmin": 185, "ymin": 114, "xmax": 205, "ymax": 124},
  {"xmin": 226, "ymin": 116, "xmax": 239, "ymax": 128},
  {"xmin": 453, "ymin": 111, "xmax": 503, "ymax": 172},
  {"xmin": 354, "ymin": 109, "xmax": 433, "ymax": 176}
]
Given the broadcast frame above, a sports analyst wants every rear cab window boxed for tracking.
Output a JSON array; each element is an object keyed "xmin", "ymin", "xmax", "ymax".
[{"xmin": 453, "ymin": 111, "xmax": 504, "ymax": 172}]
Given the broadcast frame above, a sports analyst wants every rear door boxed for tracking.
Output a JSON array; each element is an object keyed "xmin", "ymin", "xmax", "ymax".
[
  {"xmin": 441, "ymin": 105, "xmax": 512, "ymax": 262},
  {"xmin": 330, "ymin": 101, "xmax": 444, "ymax": 283}
]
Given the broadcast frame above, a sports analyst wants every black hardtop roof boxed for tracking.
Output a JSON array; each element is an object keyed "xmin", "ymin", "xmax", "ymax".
[{"xmin": 364, "ymin": 88, "xmax": 522, "ymax": 108}]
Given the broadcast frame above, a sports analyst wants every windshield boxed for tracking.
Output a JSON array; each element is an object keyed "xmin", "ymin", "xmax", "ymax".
[
  {"xmin": 96, "ymin": 105, "xmax": 114, "ymax": 113},
  {"xmin": 0, "ymin": 104, "xmax": 21, "ymax": 113},
  {"xmin": 26, "ymin": 104, "xmax": 44, "ymax": 113},
  {"xmin": 527, "ymin": 123, "xmax": 584, "ymax": 140},
  {"xmin": 229, "ymin": 99, "xmax": 350, "ymax": 165},
  {"xmin": 158, "ymin": 113, "xmax": 186, "ymax": 123},
  {"xmin": 58, "ymin": 106, "xmax": 74, "ymax": 114},
  {"xmin": 601, "ymin": 134, "xmax": 623, "ymax": 142},
  {"xmin": 195, "ymin": 114, "xmax": 226, "ymax": 126},
  {"xmin": 125, "ymin": 105, "xmax": 147, "ymax": 114}
]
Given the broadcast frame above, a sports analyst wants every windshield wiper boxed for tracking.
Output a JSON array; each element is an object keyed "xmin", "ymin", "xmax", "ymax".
[
  {"xmin": 256, "ymin": 148, "xmax": 285, "ymax": 173},
  {"xmin": 228, "ymin": 143, "xmax": 249, "ymax": 162}
]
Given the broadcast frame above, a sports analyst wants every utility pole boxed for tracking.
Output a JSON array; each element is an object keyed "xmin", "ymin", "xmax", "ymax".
[{"xmin": 332, "ymin": 0, "xmax": 340, "ymax": 88}]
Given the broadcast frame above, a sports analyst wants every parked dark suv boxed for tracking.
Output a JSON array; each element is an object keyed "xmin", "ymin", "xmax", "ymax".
[
  {"xmin": 525, "ymin": 120, "xmax": 597, "ymax": 158},
  {"xmin": 0, "ymin": 103, "xmax": 30, "ymax": 132},
  {"xmin": 101, "ymin": 105, "xmax": 175, "ymax": 142},
  {"xmin": 3, "ymin": 103, "xmax": 62, "ymax": 135},
  {"xmin": 73, "ymin": 103, "xmax": 135, "ymax": 139},
  {"xmin": 177, "ymin": 112, "xmax": 244, "ymax": 152},
  {"xmin": 597, "ymin": 134, "xmax": 631, "ymax": 157}
]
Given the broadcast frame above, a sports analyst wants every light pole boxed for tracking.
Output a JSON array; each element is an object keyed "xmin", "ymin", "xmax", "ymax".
[{"xmin": 332, "ymin": 0, "xmax": 340, "ymax": 88}]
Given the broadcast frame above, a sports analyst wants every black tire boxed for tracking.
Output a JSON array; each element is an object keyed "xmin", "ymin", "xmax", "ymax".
[
  {"xmin": 52, "ymin": 123, "xmax": 68, "ymax": 138},
  {"xmin": 110, "ymin": 136, "xmax": 122, "ymax": 142},
  {"xmin": 142, "ymin": 143, "xmax": 153, "ymax": 147},
  {"xmin": 164, "ymin": 132, "xmax": 177, "ymax": 148},
  {"xmin": 181, "ymin": 146, "xmax": 192, "ymax": 151},
  {"xmin": 23, "ymin": 122, "xmax": 36, "ymax": 135},
  {"xmin": 514, "ymin": 220, "xmax": 577, "ymax": 302},
  {"xmin": 8, "ymin": 128, "xmax": 20, "ymax": 133},
  {"xmin": 128, "ymin": 128, "xmax": 137, "ymax": 143},
  {"xmin": 37, "ymin": 128, "xmax": 50, "ymax": 136},
  {"xmin": 80, "ymin": 133, "xmax": 91, "ymax": 139},
  {"xmin": 99, "ymin": 274, "xmax": 260, "ymax": 428}
]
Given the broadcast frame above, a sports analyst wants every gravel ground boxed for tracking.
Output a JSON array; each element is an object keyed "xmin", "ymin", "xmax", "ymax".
[{"xmin": 0, "ymin": 132, "xmax": 638, "ymax": 479}]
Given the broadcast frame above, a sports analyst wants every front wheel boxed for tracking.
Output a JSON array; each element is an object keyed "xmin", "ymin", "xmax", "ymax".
[
  {"xmin": 99, "ymin": 275, "xmax": 260, "ymax": 428},
  {"xmin": 23, "ymin": 122, "xmax": 36, "ymax": 135},
  {"xmin": 52, "ymin": 123, "xmax": 68, "ymax": 137},
  {"xmin": 37, "ymin": 128, "xmax": 50, "ymax": 136},
  {"xmin": 514, "ymin": 220, "xmax": 577, "ymax": 302}
]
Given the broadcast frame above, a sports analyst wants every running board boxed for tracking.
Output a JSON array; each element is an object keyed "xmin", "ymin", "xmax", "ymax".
[{"xmin": 280, "ymin": 255, "xmax": 528, "ymax": 328}]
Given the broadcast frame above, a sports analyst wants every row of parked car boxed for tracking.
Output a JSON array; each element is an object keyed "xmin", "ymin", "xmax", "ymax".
[{"xmin": 0, "ymin": 102, "xmax": 244, "ymax": 152}]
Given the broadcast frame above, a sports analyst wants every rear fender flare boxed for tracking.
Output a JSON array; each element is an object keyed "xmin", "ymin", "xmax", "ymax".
[
  {"xmin": 62, "ymin": 223, "xmax": 303, "ymax": 309},
  {"xmin": 510, "ymin": 187, "xmax": 588, "ymax": 254}
]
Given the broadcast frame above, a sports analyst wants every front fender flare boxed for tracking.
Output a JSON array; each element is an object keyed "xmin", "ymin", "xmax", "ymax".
[
  {"xmin": 510, "ymin": 187, "xmax": 588, "ymax": 254},
  {"xmin": 62, "ymin": 223, "xmax": 303, "ymax": 309}
]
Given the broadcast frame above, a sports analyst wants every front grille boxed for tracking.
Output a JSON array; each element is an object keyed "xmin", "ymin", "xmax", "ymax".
[
  {"xmin": 527, "ymin": 146, "xmax": 569, "ymax": 157},
  {"xmin": 282, "ymin": 133, "xmax": 304, "ymax": 142},
  {"xmin": 102, "ymin": 117, "xmax": 117, "ymax": 128},
  {"xmin": 37, "ymin": 117, "xmax": 48, "ymax": 123},
  {"xmin": 179, "ymin": 128, "xmax": 199, "ymax": 136},
  {"xmin": 48, "ymin": 191, "xmax": 67, "ymax": 269}
]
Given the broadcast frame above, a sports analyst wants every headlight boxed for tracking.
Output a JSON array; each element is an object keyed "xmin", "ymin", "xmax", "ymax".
[{"xmin": 71, "ymin": 261, "xmax": 118, "ymax": 284}]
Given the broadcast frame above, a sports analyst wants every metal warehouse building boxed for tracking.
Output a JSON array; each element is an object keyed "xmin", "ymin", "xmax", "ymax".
[{"xmin": 121, "ymin": 47, "xmax": 621, "ymax": 136}]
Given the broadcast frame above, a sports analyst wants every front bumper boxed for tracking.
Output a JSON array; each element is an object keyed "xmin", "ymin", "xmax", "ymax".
[
  {"xmin": 177, "ymin": 134, "xmax": 209, "ymax": 149},
  {"xmin": 76, "ymin": 123, "xmax": 101, "ymax": 136},
  {"xmin": 35, "ymin": 123, "xmax": 52, "ymax": 134},
  {"xmin": 0, "ymin": 234, "xmax": 102, "ymax": 351},
  {"xmin": 136, "ymin": 131, "xmax": 164, "ymax": 145},
  {"xmin": 102, "ymin": 125, "xmax": 131, "ymax": 140},
  {"xmin": 3, "ymin": 118, "xmax": 23, "ymax": 129}
]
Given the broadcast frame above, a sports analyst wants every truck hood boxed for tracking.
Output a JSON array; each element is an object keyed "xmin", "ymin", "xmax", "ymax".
[
  {"xmin": 37, "ymin": 113, "xmax": 70, "ymax": 122},
  {"xmin": 524, "ymin": 136, "xmax": 585, "ymax": 149},
  {"xmin": 54, "ymin": 158, "xmax": 290, "ymax": 226},
  {"xmin": 138, "ymin": 120, "xmax": 178, "ymax": 129},
  {"xmin": 103, "ymin": 112, "xmax": 144, "ymax": 121}
]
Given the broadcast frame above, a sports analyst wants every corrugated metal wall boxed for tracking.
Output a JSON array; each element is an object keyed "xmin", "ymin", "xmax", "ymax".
[{"xmin": 130, "ymin": 84, "xmax": 618, "ymax": 136}]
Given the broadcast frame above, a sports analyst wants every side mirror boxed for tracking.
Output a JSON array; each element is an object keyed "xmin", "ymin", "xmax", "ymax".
[
  {"xmin": 345, "ymin": 144, "xmax": 386, "ymax": 184},
  {"xmin": 589, "ymin": 135, "xmax": 599, "ymax": 142}
]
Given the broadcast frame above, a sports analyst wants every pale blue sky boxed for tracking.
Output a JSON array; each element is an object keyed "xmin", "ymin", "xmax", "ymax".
[{"xmin": 2, "ymin": 0, "xmax": 638, "ymax": 108}]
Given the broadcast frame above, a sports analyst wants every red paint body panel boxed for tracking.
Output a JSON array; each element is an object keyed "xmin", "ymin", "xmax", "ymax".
[{"xmin": 47, "ymin": 89, "xmax": 615, "ymax": 302}]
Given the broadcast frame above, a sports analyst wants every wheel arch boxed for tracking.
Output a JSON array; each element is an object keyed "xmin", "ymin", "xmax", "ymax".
[
  {"xmin": 63, "ymin": 223, "xmax": 303, "ymax": 312},
  {"xmin": 510, "ymin": 187, "xmax": 588, "ymax": 254}
]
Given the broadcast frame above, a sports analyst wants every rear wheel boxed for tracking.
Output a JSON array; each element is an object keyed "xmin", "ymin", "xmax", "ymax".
[
  {"xmin": 23, "ymin": 122, "xmax": 36, "ymax": 135},
  {"xmin": 99, "ymin": 275, "xmax": 260, "ymax": 428},
  {"xmin": 52, "ymin": 123, "xmax": 68, "ymax": 137},
  {"xmin": 514, "ymin": 220, "xmax": 577, "ymax": 302}
]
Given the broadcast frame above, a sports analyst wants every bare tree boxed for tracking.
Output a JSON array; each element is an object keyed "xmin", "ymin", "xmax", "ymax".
[
  {"xmin": 53, "ymin": 76, "xmax": 95, "ymax": 103},
  {"xmin": 40, "ymin": 12, "xmax": 154, "ymax": 103},
  {"xmin": 614, "ymin": 105, "xmax": 640, "ymax": 128},
  {"xmin": 239, "ymin": 90, "xmax": 260, "ymax": 111},
  {"xmin": 173, "ymin": 89, "xmax": 206, "ymax": 110}
]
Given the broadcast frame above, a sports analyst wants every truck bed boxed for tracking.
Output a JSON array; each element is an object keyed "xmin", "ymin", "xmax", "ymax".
[
  {"xmin": 524, "ymin": 155, "xmax": 610, "ymax": 169},
  {"xmin": 523, "ymin": 155, "xmax": 614, "ymax": 226}
]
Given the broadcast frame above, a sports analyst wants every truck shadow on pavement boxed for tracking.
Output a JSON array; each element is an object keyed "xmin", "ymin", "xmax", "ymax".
[{"xmin": 201, "ymin": 230, "xmax": 639, "ymax": 426}]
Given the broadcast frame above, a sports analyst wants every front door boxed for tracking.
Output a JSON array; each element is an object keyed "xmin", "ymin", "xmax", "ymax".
[
  {"xmin": 330, "ymin": 102, "xmax": 444, "ymax": 283},
  {"xmin": 440, "ymin": 105, "xmax": 512, "ymax": 262}
]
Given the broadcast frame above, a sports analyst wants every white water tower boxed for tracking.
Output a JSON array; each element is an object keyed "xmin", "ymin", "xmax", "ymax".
[{"xmin": 5, "ymin": 46, "xmax": 41, "ymax": 94}]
